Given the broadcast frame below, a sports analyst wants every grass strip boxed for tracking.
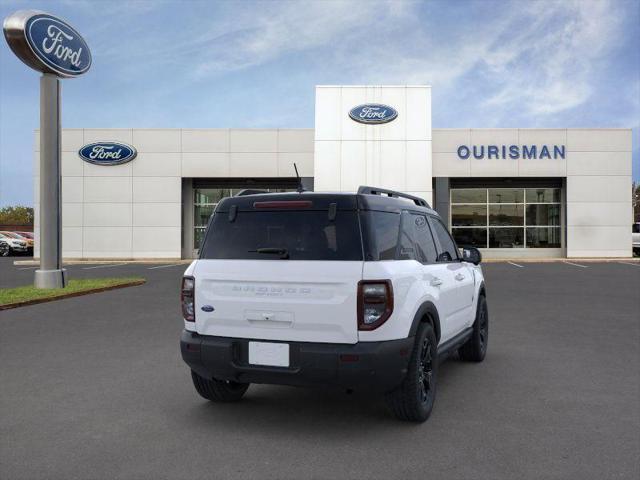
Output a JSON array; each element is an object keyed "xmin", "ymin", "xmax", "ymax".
[{"xmin": 0, "ymin": 277, "xmax": 145, "ymax": 310}]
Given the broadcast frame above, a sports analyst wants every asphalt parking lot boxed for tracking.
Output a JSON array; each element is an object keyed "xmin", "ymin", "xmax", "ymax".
[{"xmin": 1, "ymin": 258, "xmax": 639, "ymax": 480}]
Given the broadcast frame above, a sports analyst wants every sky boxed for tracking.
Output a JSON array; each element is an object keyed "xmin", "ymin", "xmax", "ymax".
[{"xmin": 0, "ymin": 0, "xmax": 639, "ymax": 206}]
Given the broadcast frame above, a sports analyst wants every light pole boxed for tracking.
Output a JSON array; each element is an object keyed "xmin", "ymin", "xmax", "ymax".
[{"xmin": 36, "ymin": 73, "xmax": 64, "ymax": 287}]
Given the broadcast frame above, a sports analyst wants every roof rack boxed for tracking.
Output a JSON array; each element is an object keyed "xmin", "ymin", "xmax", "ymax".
[
  {"xmin": 357, "ymin": 185, "xmax": 430, "ymax": 208},
  {"xmin": 234, "ymin": 189, "xmax": 269, "ymax": 196}
]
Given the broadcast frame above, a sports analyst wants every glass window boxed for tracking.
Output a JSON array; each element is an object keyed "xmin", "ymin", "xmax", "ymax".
[
  {"xmin": 194, "ymin": 205, "xmax": 215, "ymax": 227},
  {"xmin": 429, "ymin": 217, "xmax": 459, "ymax": 261},
  {"xmin": 489, "ymin": 205, "xmax": 524, "ymax": 226},
  {"xmin": 194, "ymin": 227, "xmax": 207, "ymax": 250},
  {"xmin": 489, "ymin": 228, "xmax": 524, "ymax": 248},
  {"xmin": 399, "ymin": 213, "xmax": 438, "ymax": 263},
  {"xmin": 451, "ymin": 205, "xmax": 487, "ymax": 226},
  {"xmin": 633, "ymin": 224, "xmax": 640, "ymax": 234},
  {"xmin": 361, "ymin": 211, "xmax": 401, "ymax": 261},
  {"xmin": 451, "ymin": 228, "xmax": 487, "ymax": 248},
  {"xmin": 526, "ymin": 188, "xmax": 561, "ymax": 203},
  {"xmin": 526, "ymin": 228, "xmax": 561, "ymax": 248},
  {"xmin": 526, "ymin": 204, "xmax": 561, "ymax": 226},
  {"xmin": 413, "ymin": 215, "xmax": 438, "ymax": 263},
  {"xmin": 200, "ymin": 211, "xmax": 363, "ymax": 261},
  {"xmin": 397, "ymin": 215, "xmax": 417, "ymax": 261},
  {"xmin": 489, "ymin": 188, "xmax": 523, "ymax": 203},
  {"xmin": 451, "ymin": 189, "xmax": 486, "ymax": 203},
  {"xmin": 451, "ymin": 186, "xmax": 562, "ymax": 249},
  {"xmin": 194, "ymin": 188, "xmax": 230, "ymax": 205}
]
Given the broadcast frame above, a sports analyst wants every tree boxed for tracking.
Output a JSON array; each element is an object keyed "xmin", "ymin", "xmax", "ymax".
[{"xmin": 0, "ymin": 205, "xmax": 34, "ymax": 225}]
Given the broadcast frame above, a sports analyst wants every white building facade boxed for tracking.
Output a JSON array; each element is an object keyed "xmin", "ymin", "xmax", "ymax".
[{"xmin": 33, "ymin": 85, "xmax": 634, "ymax": 259}]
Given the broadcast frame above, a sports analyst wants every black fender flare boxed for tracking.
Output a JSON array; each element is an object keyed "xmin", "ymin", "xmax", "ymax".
[
  {"xmin": 408, "ymin": 301, "xmax": 441, "ymax": 342},
  {"xmin": 478, "ymin": 281, "xmax": 486, "ymax": 298}
]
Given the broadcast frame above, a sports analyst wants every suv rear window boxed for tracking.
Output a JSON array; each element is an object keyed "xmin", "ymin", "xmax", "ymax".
[{"xmin": 200, "ymin": 211, "xmax": 363, "ymax": 261}]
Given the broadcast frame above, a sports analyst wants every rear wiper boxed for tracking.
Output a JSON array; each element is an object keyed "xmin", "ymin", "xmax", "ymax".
[{"xmin": 249, "ymin": 247, "xmax": 290, "ymax": 259}]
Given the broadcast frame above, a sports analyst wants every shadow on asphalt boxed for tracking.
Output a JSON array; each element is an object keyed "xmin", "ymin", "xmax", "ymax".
[{"xmin": 179, "ymin": 358, "xmax": 469, "ymax": 434}]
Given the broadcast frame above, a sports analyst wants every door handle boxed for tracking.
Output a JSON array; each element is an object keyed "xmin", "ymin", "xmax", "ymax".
[
  {"xmin": 430, "ymin": 277, "xmax": 443, "ymax": 287},
  {"xmin": 455, "ymin": 273, "xmax": 465, "ymax": 281}
]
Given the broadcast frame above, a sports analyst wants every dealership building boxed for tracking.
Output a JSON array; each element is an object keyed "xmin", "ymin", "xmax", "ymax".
[{"xmin": 33, "ymin": 85, "xmax": 634, "ymax": 259}]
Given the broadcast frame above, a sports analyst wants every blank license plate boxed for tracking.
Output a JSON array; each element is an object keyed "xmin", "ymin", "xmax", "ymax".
[{"xmin": 248, "ymin": 341, "xmax": 289, "ymax": 367}]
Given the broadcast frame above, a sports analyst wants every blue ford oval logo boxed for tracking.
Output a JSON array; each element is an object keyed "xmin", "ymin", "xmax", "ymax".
[
  {"xmin": 201, "ymin": 305, "xmax": 214, "ymax": 312},
  {"xmin": 24, "ymin": 13, "xmax": 91, "ymax": 77},
  {"xmin": 349, "ymin": 104, "xmax": 398, "ymax": 125},
  {"xmin": 79, "ymin": 142, "xmax": 137, "ymax": 166}
]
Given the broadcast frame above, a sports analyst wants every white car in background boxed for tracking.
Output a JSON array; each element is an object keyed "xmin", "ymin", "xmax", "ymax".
[
  {"xmin": 0, "ymin": 232, "xmax": 28, "ymax": 255},
  {"xmin": 633, "ymin": 223, "xmax": 640, "ymax": 256}
]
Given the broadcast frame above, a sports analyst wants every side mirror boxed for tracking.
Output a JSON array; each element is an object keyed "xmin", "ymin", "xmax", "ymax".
[{"xmin": 462, "ymin": 247, "xmax": 482, "ymax": 265}]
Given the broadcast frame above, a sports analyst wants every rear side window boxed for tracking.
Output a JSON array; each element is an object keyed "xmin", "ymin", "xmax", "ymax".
[
  {"xmin": 397, "ymin": 212, "xmax": 438, "ymax": 263},
  {"xmin": 200, "ymin": 210, "xmax": 363, "ymax": 261},
  {"xmin": 633, "ymin": 224, "xmax": 640, "ymax": 234},
  {"xmin": 428, "ymin": 217, "xmax": 459, "ymax": 262},
  {"xmin": 360, "ymin": 211, "xmax": 401, "ymax": 260}
]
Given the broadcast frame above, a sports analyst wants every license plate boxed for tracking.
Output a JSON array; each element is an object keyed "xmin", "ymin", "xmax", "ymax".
[{"xmin": 248, "ymin": 341, "xmax": 289, "ymax": 367}]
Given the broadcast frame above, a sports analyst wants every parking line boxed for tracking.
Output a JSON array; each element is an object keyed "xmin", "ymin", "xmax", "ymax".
[
  {"xmin": 147, "ymin": 263, "xmax": 185, "ymax": 270},
  {"xmin": 82, "ymin": 263, "xmax": 127, "ymax": 270},
  {"xmin": 507, "ymin": 261, "xmax": 524, "ymax": 268},
  {"xmin": 18, "ymin": 266, "xmax": 38, "ymax": 270},
  {"xmin": 618, "ymin": 261, "xmax": 640, "ymax": 267},
  {"xmin": 563, "ymin": 261, "xmax": 588, "ymax": 268}
]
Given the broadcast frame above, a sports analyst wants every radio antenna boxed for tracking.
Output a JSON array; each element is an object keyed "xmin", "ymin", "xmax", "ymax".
[{"xmin": 293, "ymin": 163, "xmax": 304, "ymax": 193}]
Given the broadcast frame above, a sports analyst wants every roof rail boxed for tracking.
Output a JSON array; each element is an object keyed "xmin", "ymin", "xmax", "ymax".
[
  {"xmin": 235, "ymin": 189, "xmax": 269, "ymax": 196},
  {"xmin": 357, "ymin": 185, "xmax": 430, "ymax": 208}
]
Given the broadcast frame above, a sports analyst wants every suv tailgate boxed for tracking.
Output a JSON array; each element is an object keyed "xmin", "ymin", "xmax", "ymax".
[{"xmin": 194, "ymin": 260, "xmax": 362, "ymax": 344}]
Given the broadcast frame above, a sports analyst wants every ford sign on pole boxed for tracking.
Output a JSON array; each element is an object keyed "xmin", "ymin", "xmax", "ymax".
[
  {"xmin": 349, "ymin": 104, "xmax": 398, "ymax": 124},
  {"xmin": 79, "ymin": 142, "xmax": 138, "ymax": 166},
  {"xmin": 4, "ymin": 10, "xmax": 91, "ymax": 288}
]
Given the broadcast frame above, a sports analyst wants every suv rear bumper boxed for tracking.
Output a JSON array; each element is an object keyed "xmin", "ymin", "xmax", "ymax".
[{"xmin": 180, "ymin": 330, "xmax": 414, "ymax": 392}]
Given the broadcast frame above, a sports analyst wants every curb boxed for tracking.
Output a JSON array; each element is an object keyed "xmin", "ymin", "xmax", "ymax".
[
  {"xmin": 0, "ymin": 279, "xmax": 146, "ymax": 311},
  {"xmin": 13, "ymin": 259, "xmax": 190, "ymax": 266}
]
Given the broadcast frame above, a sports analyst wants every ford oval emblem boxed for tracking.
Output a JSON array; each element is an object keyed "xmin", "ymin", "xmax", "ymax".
[
  {"xmin": 349, "ymin": 104, "xmax": 398, "ymax": 125},
  {"xmin": 3, "ymin": 10, "xmax": 92, "ymax": 78},
  {"xmin": 78, "ymin": 142, "xmax": 137, "ymax": 166},
  {"xmin": 201, "ymin": 305, "xmax": 214, "ymax": 312}
]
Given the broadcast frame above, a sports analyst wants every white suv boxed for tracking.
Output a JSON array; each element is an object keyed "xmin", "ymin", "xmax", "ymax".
[{"xmin": 180, "ymin": 186, "xmax": 488, "ymax": 422}]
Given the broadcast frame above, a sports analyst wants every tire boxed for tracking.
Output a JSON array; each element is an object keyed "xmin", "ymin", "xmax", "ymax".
[
  {"xmin": 385, "ymin": 322, "xmax": 438, "ymax": 422},
  {"xmin": 190, "ymin": 370, "xmax": 249, "ymax": 402},
  {"xmin": 459, "ymin": 295, "xmax": 488, "ymax": 362},
  {"xmin": 0, "ymin": 244, "xmax": 9, "ymax": 257}
]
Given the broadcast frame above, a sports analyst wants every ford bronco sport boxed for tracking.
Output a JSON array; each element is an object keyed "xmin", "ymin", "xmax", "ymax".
[{"xmin": 180, "ymin": 186, "xmax": 488, "ymax": 422}]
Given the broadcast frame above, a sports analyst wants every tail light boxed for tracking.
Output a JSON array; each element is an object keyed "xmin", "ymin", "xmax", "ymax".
[
  {"xmin": 181, "ymin": 276, "xmax": 195, "ymax": 322},
  {"xmin": 357, "ymin": 280, "xmax": 393, "ymax": 330}
]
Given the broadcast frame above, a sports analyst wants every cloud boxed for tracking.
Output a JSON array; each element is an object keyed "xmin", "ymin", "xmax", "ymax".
[
  {"xmin": 74, "ymin": 0, "xmax": 632, "ymax": 126},
  {"xmin": 188, "ymin": 1, "xmax": 403, "ymax": 79},
  {"xmin": 481, "ymin": 0, "xmax": 624, "ymax": 116},
  {"xmin": 167, "ymin": 0, "xmax": 627, "ymax": 120}
]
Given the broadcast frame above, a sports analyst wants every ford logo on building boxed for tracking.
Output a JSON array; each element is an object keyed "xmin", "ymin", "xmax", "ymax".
[
  {"xmin": 349, "ymin": 104, "xmax": 398, "ymax": 124},
  {"xmin": 3, "ymin": 11, "xmax": 92, "ymax": 78},
  {"xmin": 79, "ymin": 142, "xmax": 137, "ymax": 166}
]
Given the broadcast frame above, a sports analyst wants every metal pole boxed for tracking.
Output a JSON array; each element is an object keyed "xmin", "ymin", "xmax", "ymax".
[{"xmin": 34, "ymin": 73, "xmax": 66, "ymax": 288}]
